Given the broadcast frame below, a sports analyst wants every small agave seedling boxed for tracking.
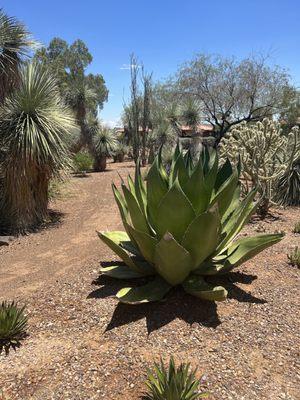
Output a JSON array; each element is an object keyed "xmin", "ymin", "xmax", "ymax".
[
  {"xmin": 98, "ymin": 146, "xmax": 284, "ymax": 304},
  {"xmin": 0, "ymin": 301, "xmax": 27, "ymax": 355},
  {"xmin": 144, "ymin": 357, "xmax": 209, "ymax": 400}
]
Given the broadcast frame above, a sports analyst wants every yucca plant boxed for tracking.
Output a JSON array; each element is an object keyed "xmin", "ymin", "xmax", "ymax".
[
  {"xmin": 0, "ymin": 9, "xmax": 36, "ymax": 102},
  {"xmin": 93, "ymin": 128, "xmax": 117, "ymax": 171},
  {"xmin": 113, "ymin": 142, "xmax": 129, "ymax": 163},
  {"xmin": 0, "ymin": 301, "xmax": 27, "ymax": 355},
  {"xmin": 144, "ymin": 357, "xmax": 209, "ymax": 400},
  {"xmin": 0, "ymin": 62, "xmax": 75, "ymax": 232},
  {"xmin": 287, "ymin": 247, "xmax": 300, "ymax": 267},
  {"xmin": 98, "ymin": 146, "xmax": 284, "ymax": 304}
]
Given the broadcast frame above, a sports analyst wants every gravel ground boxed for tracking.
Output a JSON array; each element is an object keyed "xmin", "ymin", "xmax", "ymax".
[{"xmin": 0, "ymin": 160, "xmax": 299, "ymax": 400}]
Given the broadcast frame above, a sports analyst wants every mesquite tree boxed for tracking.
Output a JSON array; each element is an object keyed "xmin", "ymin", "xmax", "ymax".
[{"xmin": 175, "ymin": 54, "xmax": 291, "ymax": 144}]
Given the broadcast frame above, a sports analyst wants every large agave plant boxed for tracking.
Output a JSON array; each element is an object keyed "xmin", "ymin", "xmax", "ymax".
[
  {"xmin": 0, "ymin": 301, "xmax": 27, "ymax": 354},
  {"xmin": 98, "ymin": 147, "xmax": 284, "ymax": 304}
]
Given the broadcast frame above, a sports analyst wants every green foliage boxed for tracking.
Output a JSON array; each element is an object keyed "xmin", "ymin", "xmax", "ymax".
[
  {"xmin": 98, "ymin": 146, "xmax": 283, "ymax": 304},
  {"xmin": 220, "ymin": 119, "xmax": 300, "ymax": 212},
  {"xmin": 293, "ymin": 222, "xmax": 300, "ymax": 234},
  {"xmin": 0, "ymin": 62, "xmax": 75, "ymax": 232},
  {"xmin": 34, "ymin": 36, "xmax": 108, "ymax": 155},
  {"xmin": 176, "ymin": 54, "xmax": 291, "ymax": 143},
  {"xmin": 0, "ymin": 9, "xmax": 36, "ymax": 102},
  {"xmin": 73, "ymin": 151, "xmax": 93, "ymax": 174},
  {"xmin": 287, "ymin": 247, "xmax": 300, "ymax": 267},
  {"xmin": 94, "ymin": 128, "xmax": 117, "ymax": 157},
  {"xmin": 113, "ymin": 142, "xmax": 129, "ymax": 162},
  {"xmin": 275, "ymin": 157, "xmax": 300, "ymax": 206},
  {"xmin": 0, "ymin": 301, "xmax": 27, "ymax": 355},
  {"xmin": 144, "ymin": 357, "xmax": 209, "ymax": 400}
]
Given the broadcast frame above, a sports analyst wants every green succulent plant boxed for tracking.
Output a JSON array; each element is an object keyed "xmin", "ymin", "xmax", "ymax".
[
  {"xmin": 287, "ymin": 247, "xmax": 300, "ymax": 267},
  {"xmin": 0, "ymin": 301, "xmax": 27, "ymax": 354},
  {"xmin": 144, "ymin": 357, "xmax": 209, "ymax": 400},
  {"xmin": 98, "ymin": 146, "xmax": 284, "ymax": 304}
]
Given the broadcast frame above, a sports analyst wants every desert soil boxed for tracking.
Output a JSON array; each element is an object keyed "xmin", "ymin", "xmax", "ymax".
[{"xmin": 0, "ymin": 160, "xmax": 299, "ymax": 400}]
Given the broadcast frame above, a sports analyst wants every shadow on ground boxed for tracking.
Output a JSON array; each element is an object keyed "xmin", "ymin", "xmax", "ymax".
[{"xmin": 88, "ymin": 269, "xmax": 266, "ymax": 334}]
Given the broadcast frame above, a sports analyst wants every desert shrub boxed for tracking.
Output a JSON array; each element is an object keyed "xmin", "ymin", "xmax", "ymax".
[
  {"xmin": 220, "ymin": 119, "xmax": 300, "ymax": 214},
  {"xmin": 293, "ymin": 222, "xmax": 300, "ymax": 234},
  {"xmin": 0, "ymin": 302, "xmax": 27, "ymax": 355},
  {"xmin": 113, "ymin": 142, "xmax": 129, "ymax": 163},
  {"xmin": 144, "ymin": 357, "xmax": 209, "ymax": 400},
  {"xmin": 287, "ymin": 247, "xmax": 300, "ymax": 267},
  {"xmin": 73, "ymin": 151, "xmax": 93, "ymax": 174},
  {"xmin": 98, "ymin": 146, "xmax": 283, "ymax": 304}
]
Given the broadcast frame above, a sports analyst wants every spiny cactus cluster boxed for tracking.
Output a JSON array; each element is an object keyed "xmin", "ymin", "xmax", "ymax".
[{"xmin": 220, "ymin": 119, "xmax": 300, "ymax": 213}]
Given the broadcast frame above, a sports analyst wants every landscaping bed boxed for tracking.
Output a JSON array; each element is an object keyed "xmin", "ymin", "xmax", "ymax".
[{"xmin": 0, "ymin": 161, "xmax": 299, "ymax": 400}]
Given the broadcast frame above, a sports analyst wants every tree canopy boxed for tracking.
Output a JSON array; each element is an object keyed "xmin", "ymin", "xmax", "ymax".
[
  {"xmin": 34, "ymin": 37, "xmax": 108, "ymax": 115},
  {"xmin": 164, "ymin": 54, "xmax": 292, "ymax": 144}
]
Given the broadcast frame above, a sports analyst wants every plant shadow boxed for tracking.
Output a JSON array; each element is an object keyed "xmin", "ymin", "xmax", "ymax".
[{"xmin": 89, "ymin": 268, "xmax": 266, "ymax": 334}]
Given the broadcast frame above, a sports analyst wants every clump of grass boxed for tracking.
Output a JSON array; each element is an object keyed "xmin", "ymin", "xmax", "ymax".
[
  {"xmin": 293, "ymin": 221, "xmax": 300, "ymax": 234},
  {"xmin": 0, "ymin": 302, "xmax": 28, "ymax": 355},
  {"xmin": 143, "ymin": 357, "xmax": 209, "ymax": 400},
  {"xmin": 287, "ymin": 247, "xmax": 300, "ymax": 268}
]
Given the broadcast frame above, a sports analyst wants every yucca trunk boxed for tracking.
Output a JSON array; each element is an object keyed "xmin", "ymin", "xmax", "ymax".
[
  {"xmin": 94, "ymin": 155, "xmax": 107, "ymax": 172},
  {"xmin": 0, "ymin": 163, "xmax": 50, "ymax": 233}
]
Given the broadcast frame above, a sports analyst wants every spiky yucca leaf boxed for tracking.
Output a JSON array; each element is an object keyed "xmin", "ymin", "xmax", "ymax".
[
  {"xmin": 0, "ymin": 62, "xmax": 75, "ymax": 232},
  {"xmin": 94, "ymin": 128, "xmax": 118, "ymax": 157},
  {"xmin": 144, "ymin": 357, "xmax": 209, "ymax": 400},
  {"xmin": 0, "ymin": 302, "xmax": 28, "ymax": 355}
]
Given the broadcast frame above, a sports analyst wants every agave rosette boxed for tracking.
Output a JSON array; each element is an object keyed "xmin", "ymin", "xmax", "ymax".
[{"xmin": 98, "ymin": 146, "xmax": 284, "ymax": 304}]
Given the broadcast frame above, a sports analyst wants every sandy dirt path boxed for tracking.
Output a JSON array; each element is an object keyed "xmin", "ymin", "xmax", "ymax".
[{"xmin": 0, "ymin": 161, "xmax": 133, "ymax": 299}]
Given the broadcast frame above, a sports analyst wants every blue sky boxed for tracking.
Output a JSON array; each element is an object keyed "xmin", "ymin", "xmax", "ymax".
[{"xmin": 2, "ymin": 0, "xmax": 300, "ymax": 126}]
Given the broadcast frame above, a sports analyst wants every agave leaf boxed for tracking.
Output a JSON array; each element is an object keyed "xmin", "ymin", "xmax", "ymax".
[
  {"xmin": 184, "ymin": 149, "xmax": 194, "ymax": 175},
  {"xmin": 154, "ymin": 179, "xmax": 196, "ymax": 242},
  {"xmin": 170, "ymin": 152, "xmax": 190, "ymax": 187},
  {"xmin": 212, "ymin": 170, "xmax": 239, "ymax": 217},
  {"xmin": 125, "ymin": 222, "xmax": 157, "ymax": 264},
  {"xmin": 154, "ymin": 232, "xmax": 193, "ymax": 285},
  {"xmin": 134, "ymin": 160, "xmax": 147, "ymax": 214},
  {"xmin": 147, "ymin": 156, "xmax": 169, "ymax": 227},
  {"xmin": 116, "ymin": 276, "xmax": 171, "ymax": 304},
  {"xmin": 100, "ymin": 264, "xmax": 144, "ymax": 279},
  {"xmin": 112, "ymin": 183, "xmax": 129, "ymax": 222},
  {"xmin": 182, "ymin": 206, "xmax": 221, "ymax": 270},
  {"xmin": 122, "ymin": 184, "xmax": 151, "ymax": 235},
  {"xmin": 120, "ymin": 240, "xmax": 141, "ymax": 256},
  {"xmin": 182, "ymin": 275, "xmax": 228, "ymax": 301},
  {"xmin": 203, "ymin": 149, "xmax": 218, "ymax": 191},
  {"xmin": 97, "ymin": 231, "xmax": 145, "ymax": 274},
  {"xmin": 226, "ymin": 233, "xmax": 284, "ymax": 268},
  {"xmin": 216, "ymin": 188, "xmax": 257, "ymax": 253},
  {"xmin": 112, "ymin": 183, "xmax": 141, "ymax": 250},
  {"xmin": 221, "ymin": 184, "xmax": 241, "ymax": 223},
  {"xmin": 127, "ymin": 175, "xmax": 136, "ymax": 196},
  {"xmin": 182, "ymin": 158, "xmax": 211, "ymax": 215},
  {"xmin": 215, "ymin": 158, "xmax": 233, "ymax": 191}
]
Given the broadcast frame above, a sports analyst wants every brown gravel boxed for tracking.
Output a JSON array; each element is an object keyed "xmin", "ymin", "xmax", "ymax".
[{"xmin": 0, "ymin": 160, "xmax": 299, "ymax": 400}]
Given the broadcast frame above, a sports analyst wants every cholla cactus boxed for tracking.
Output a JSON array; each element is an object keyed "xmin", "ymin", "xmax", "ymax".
[{"xmin": 220, "ymin": 119, "xmax": 300, "ymax": 212}]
